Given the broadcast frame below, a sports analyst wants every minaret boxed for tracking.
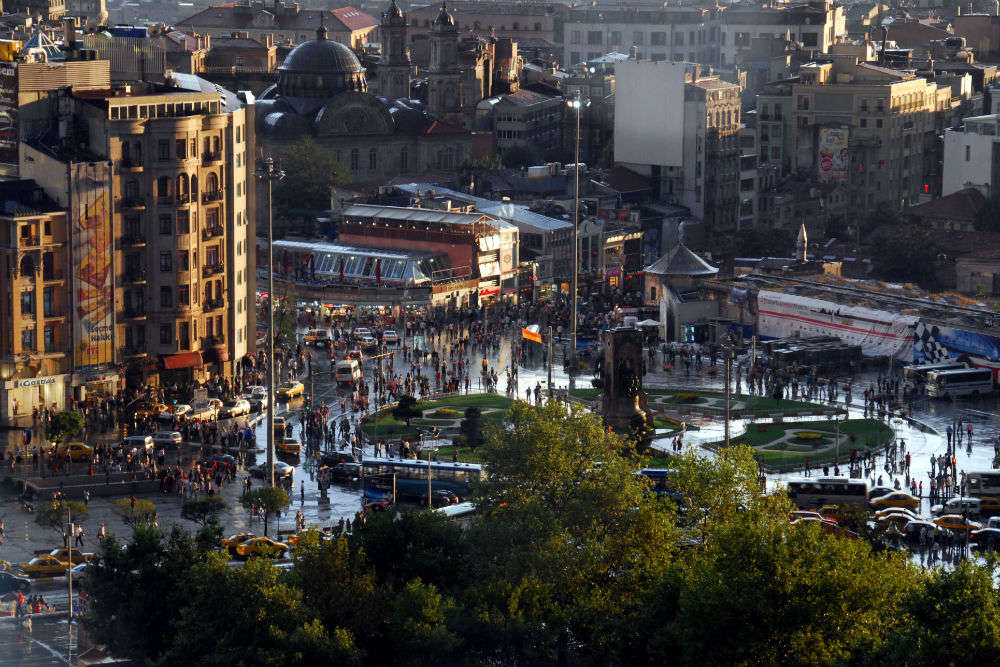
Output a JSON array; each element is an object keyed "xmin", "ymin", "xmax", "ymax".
[
  {"xmin": 378, "ymin": 0, "xmax": 411, "ymax": 99},
  {"xmin": 796, "ymin": 223, "xmax": 808, "ymax": 262},
  {"xmin": 427, "ymin": 1, "xmax": 461, "ymax": 115}
]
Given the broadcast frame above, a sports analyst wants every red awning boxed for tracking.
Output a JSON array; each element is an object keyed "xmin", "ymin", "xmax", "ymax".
[{"xmin": 161, "ymin": 352, "xmax": 203, "ymax": 370}]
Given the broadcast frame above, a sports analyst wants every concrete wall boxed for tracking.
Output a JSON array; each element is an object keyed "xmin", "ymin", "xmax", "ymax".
[
  {"xmin": 613, "ymin": 59, "xmax": 688, "ymax": 168},
  {"xmin": 943, "ymin": 126, "xmax": 997, "ymax": 196}
]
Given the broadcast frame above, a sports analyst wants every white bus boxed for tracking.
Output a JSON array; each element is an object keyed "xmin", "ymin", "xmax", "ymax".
[
  {"xmin": 786, "ymin": 477, "xmax": 869, "ymax": 509},
  {"xmin": 902, "ymin": 361, "xmax": 967, "ymax": 393},
  {"xmin": 926, "ymin": 367, "xmax": 994, "ymax": 399}
]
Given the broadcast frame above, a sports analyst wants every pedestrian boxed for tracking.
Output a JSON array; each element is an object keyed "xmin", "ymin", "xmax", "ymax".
[
  {"xmin": 300, "ymin": 480, "xmax": 305, "ymax": 504},
  {"xmin": 83, "ymin": 488, "xmax": 90, "ymax": 506},
  {"xmin": 75, "ymin": 525, "xmax": 85, "ymax": 547}
]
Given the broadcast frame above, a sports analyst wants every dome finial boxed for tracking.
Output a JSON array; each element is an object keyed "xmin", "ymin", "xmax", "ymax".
[{"xmin": 317, "ymin": 13, "xmax": 328, "ymax": 40}]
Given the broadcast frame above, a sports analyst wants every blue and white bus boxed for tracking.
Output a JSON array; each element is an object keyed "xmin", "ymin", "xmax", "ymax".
[{"xmin": 361, "ymin": 457, "xmax": 482, "ymax": 501}]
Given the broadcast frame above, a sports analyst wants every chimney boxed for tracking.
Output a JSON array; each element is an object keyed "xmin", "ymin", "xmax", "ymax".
[{"xmin": 63, "ymin": 18, "xmax": 76, "ymax": 49}]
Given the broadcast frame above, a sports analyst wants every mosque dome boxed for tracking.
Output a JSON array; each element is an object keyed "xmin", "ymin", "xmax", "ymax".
[{"xmin": 277, "ymin": 25, "xmax": 367, "ymax": 97}]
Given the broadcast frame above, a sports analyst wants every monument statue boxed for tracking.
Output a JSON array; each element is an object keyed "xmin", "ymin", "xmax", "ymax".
[{"xmin": 600, "ymin": 327, "xmax": 653, "ymax": 450}]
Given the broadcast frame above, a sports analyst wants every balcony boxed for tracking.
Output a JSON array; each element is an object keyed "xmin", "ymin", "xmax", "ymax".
[
  {"xmin": 122, "ymin": 306, "xmax": 147, "ymax": 320},
  {"xmin": 201, "ymin": 190, "xmax": 223, "ymax": 204},
  {"xmin": 42, "ymin": 270, "xmax": 65, "ymax": 283},
  {"xmin": 117, "ymin": 196, "xmax": 147, "ymax": 212},
  {"xmin": 203, "ymin": 297, "xmax": 225, "ymax": 312},
  {"xmin": 175, "ymin": 193, "xmax": 190, "ymax": 204},
  {"xmin": 119, "ymin": 158, "xmax": 143, "ymax": 172},
  {"xmin": 202, "ymin": 150, "xmax": 223, "ymax": 165},
  {"xmin": 202, "ymin": 225, "xmax": 223, "ymax": 241},
  {"xmin": 14, "ymin": 235, "xmax": 40, "ymax": 248},
  {"xmin": 202, "ymin": 263, "xmax": 224, "ymax": 278},
  {"xmin": 121, "ymin": 268, "xmax": 148, "ymax": 284},
  {"xmin": 200, "ymin": 335, "xmax": 225, "ymax": 347}
]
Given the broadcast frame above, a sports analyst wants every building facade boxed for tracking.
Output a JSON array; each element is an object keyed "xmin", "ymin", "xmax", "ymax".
[{"xmin": 943, "ymin": 114, "xmax": 1000, "ymax": 197}]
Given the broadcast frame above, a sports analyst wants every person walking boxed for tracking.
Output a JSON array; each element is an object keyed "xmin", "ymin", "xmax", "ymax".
[{"xmin": 74, "ymin": 525, "xmax": 85, "ymax": 547}]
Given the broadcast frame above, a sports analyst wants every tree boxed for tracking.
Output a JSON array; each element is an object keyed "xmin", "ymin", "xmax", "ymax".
[
  {"xmin": 273, "ymin": 306, "xmax": 298, "ymax": 350},
  {"xmin": 465, "ymin": 399, "xmax": 678, "ymax": 665},
  {"xmin": 459, "ymin": 406, "xmax": 485, "ymax": 450},
  {"xmin": 388, "ymin": 579, "xmax": 461, "ymax": 666},
  {"xmin": 869, "ymin": 225, "xmax": 940, "ymax": 288},
  {"xmin": 272, "ymin": 136, "xmax": 348, "ymax": 213},
  {"xmin": 46, "ymin": 410, "xmax": 84, "ymax": 444},
  {"xmin": 392, "ymin": 395, "xmax": 422, "ymax": 427},
  {"xmin": 181, "ymin": 495, "xmax": 227, "ymax": 526},
  {"xmin": 241, "ymin": 486, "xmax": 290, "ymax": 537},
  {"xmin": 974, "ymin": 194, "xmax": 1000, "ymax": 232},
  {"xmin": 35, "ymin": 500, "xmax": 87, "ymax": 540},
  {"xmin": 112, "ymin": 497, "xmax": 157, "ymax": 529}
]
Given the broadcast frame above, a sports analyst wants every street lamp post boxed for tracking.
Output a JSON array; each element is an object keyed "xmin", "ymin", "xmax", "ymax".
[
  {"xmin": 256, "ymin": 157, "xmax": 285, "ymax": 488},
  {"xmin": 567, "ymin": 92, "xmax": 590, "ymax": 376}
]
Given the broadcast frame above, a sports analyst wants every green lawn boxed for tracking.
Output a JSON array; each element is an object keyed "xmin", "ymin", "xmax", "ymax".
[
  {"xmin": 361, "ymin": 394, "xmax": 513, "ymax": 440},
  {"xmin": 427, "ymin": 445, "xmax": 486, "ymax": 464},
  {"xmin": 647, "ymin": 388, "xmax": 836, "ymax": 417},
  {"xmin": 717, "ymin": 419, "xmax": 893, "ymax": 470},
  {"xmin": 569, "ymin": 388, "xmax": 601, "ymax": 400}
]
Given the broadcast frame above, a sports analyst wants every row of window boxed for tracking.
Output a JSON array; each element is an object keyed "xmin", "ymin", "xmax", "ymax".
[
  {"xmin": 412, "ymin": 18, "xmax": 543, "ymax": 31},
  {"xmin": 123, "ymin": 320, "xmax": 249, "ymax": 350},
  {"xmin": 19, "ymin": 286, "xmax": 60, "ymax": 319},
  {"xmin": 110, "ymin": 100, "xmax": 226, "ymax": 121},
  {"xmin": 19, "ymin": 326, "xmax": 57, "ymax": 352}
]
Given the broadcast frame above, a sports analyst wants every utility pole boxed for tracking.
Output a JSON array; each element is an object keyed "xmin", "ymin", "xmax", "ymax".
[
  {"xmin": 567, "ymin": 93, "xmax": 589, "ymax": 375},
  {"xmin": 547, "ymin": 325, "xmax": 553, "ymax": 396},
  {"xmin": 724, "ymin": 345, "xmax": 732, "ymax": 447},
  {"xmin": 66, "ymin": 503, "xmax": 73, "ymax": 621},
  {"xmin": 256, "ymin": 157, "xmax": 285, "ymax": 488}
]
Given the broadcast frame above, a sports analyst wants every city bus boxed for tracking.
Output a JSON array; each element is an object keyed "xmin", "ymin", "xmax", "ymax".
[
  {"xmin": 360, "ymin": 457, "xmax": 482, "ymax": 500},
  {"xmin": 637, "ymin": 468, "xmax": 684, "ymax": 503},
  {"xmin": 902, "ymin": 361, "xmax": 966, "ymax": 393},
  {"xmin": 926, "ymin": 367, "xmax": 994, "ymax": 399},
  {"xmin": 785, "ymin": 477, "xmax": 870, "ymax": 509}
]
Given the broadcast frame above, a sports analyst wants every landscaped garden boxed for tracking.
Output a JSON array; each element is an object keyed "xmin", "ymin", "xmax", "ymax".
[{"xmin": 360, "ymin": 393, "xmax": 513, "ymax": 442}]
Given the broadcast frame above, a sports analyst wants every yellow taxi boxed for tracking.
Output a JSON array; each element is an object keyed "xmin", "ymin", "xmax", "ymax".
[
  {"xmin": 277, "ymin": 381, "xmax": 304, "ymax": 399},
  {"xmin": 234, "ymin": 536, "xmax": 288, "ymax": 559},
  {"xmin": 870, "ymin": 491, "xmax": 920, "ymax": 511},
  {"xmin": 132, "ymin": 402, "xmax": 169, "ymax": 420},
  {"xmin": 221, "ymin": 532, "xmax": 255, "ymax": 554},
  {"xmin": 17, "ymin": 555, "xmax": 70, "ymax": 577},
  {"xmin": 934, "ymin": 514, "xmax": 983, "ymax": 533},
  {"xmin": 276, "ymin": 437, "xmax": 302, "ymax": 456},
  {"xmin": 57, "ymin": 442, "xmax": 94, "ymax": 462},
  {"xmin": 48, "ymin": 548, "xmax": 96, "ymax": 565}
]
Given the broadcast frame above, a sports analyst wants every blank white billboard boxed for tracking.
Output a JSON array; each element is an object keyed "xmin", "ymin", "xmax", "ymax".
[{"xmin": 613, "ymin": 60, "xmax": 687, "ymax": 168}]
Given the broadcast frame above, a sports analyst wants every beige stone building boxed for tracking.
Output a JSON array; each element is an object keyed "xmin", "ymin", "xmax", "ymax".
[{"xmin": 0, "ymin": 180, "xmax": 72, "ymax": 417}]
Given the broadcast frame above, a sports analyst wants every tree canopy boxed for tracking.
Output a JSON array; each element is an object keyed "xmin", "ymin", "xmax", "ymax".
[
  {"xmin": 272, "ymin": 137, "xmax": 348, "ymax": 213},
  {"xmin": 869, "ymin": 224, "xmax": 940, "ymax": 288},
  {"xmin": 46, "ymin": 410, "xmax": 84, "ymax": 444}
]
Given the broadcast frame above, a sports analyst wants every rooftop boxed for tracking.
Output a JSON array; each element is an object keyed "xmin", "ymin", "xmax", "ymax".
[
  {"xmin": 908, "ymin": 188, "xmax": 986, "ymax": 222},
  {"xmin": 645, "ymin": 244, "xmax": 718, "ymax": 277},
  {"xmin": 178, "ymin": 4, "xmax": 376, "ymax": 32},
  {"xmin": 343, "ymin": 202, "xmax": 499, "ymax": 227}
]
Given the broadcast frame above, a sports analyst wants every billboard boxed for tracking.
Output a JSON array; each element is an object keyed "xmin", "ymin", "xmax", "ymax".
[
  {"xmin": 817, "ymin": 127, "xmax": 848, "ymax": 181},
  {"xmin": 70, "ymin": 162, "xmax": 114, "ymax": 366},
  {"xmin": 0, "ymin": 62, "xmax": 17, "ymax": 171}
]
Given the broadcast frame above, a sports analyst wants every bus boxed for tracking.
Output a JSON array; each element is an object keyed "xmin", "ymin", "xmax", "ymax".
[
  {"xmin": 786, "ymin": 477, "xmax": 869, "ymax": 509},
  {"xmin": 361, "ymin": 457, "xmax": 482, "ymax": 500},
  {"xmin": 967, "ymin": 471, "xmax": 1000, "ymax": 499},
  {"xmin": 637, "ymin": 468, "xmax": 684, "ymax": 503},
  {"xmin": 902, "ymin": 361, "xmax": 966, "ymax": 393},
  {"xmin": 926, "ymin": 367, "xmax": 994, "ymax": 399}
]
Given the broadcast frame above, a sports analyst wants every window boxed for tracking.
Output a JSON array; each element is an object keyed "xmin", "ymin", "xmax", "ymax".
[
  {"xmin": 967, "ymin": 145, "xmax": 971, "ymax": 161},
  {"xmin": 157, "ymin": 176, "xmax": 170, "ymax": 199},
  {"xmin": 160, "ymin": 251, "xmax": 173, "ymax": 272},
  {"xmin": 860, "ymin": 118, "xmax": 867, "ymax": 128},
  {"xmin": 177, "ymin": 210, "xmax": 190, "ymax": 234},
  {"xmin": 350, "ymin": 148, "xmax": 359, "ymax": 172},
  {"xmin": 20, "ymin": 290, "xmax": 34, "ymax": 315},
  {"xmin": 175, "ymin": 139, "xmax": 186, "ymax": 159},
  {"xmin": 125, "ymin": 179, "xmax": 138, "ymax": 199},
  {"xmin": 158, "ymin": 139, "xmax": 169, "ymax": 160},
  {"xmin": 43, "ymin": 286, "xmax": 54, "ymax": 317},
  {"xmin": 570, "ymin": 30, "xmax": 580, "ymax": 44},
  {"xmin": 801, "ymin": 32, "xmax": 818, "ymax": 47},
  {"xmin": 609, "ymin": 31, "xmax": 621, "ymax": 45},
  {"xmin": 674, "ymin": 32, "xmax": 684, "ymax": 46},
  {"xmin": 633, "ymin": 31, "xmax": 644, "ymax": 44},
  {"xmin": 178, "ymin": 285, "xmax": 189, "ymax": 305},
  {"xmin": 178, "ymin": 251, "xmax": 189, "ymax": 271},
  {"xmin": 587, "ymin": 30, "xmax": 602, "ymax": 45},
  {"xmin": 43, "ymin": 326, "xmax": 54, "ymax": 349},
  {"xmin": 400, "ymin": 146, "xmax": 408, "ymax": 171},
  {"xmin": 369, "ymin": 147, "xmax": 377, "ymax": 170},
  {"xmin": 159, "ymin": 214, "xmax": 172, "ymax": 235},
  {"xmin": 21, "ymin": 329, "xmax": 34, "ymax": 351},
  {"xmin": 160, "ymin": 324, "xmax": 172, "ymax": 344},
  {"xmin": 160, "ymin": 286, "xmax": 173, "ymax": 308},
  {"xmin": 651, "ymin": 31, "xmax": 666, "ymax": 45},
  {"xmin": 876, "ymin": 119, "xmax": 883, "ymax": 128}
]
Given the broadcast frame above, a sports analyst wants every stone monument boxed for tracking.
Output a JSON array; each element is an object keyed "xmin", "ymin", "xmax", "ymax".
[{"xmin": 600, "ymin": 327, "xmax": 653, "ymax": 450}]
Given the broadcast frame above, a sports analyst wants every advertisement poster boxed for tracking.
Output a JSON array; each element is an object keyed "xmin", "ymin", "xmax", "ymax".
[
  {"xmin": 757, "ymin": 290, "xmax": 916, "ymax": 359},
  {"xmin": 913, "ymin": 321, "xmax": 1000, "ymax": 368},
  {"xmin": 817, "ymin": 127, "xmax": 849, "ymax": 181},
  {"xmin": 70, "ymin": 162, "xmax": 114, "ymax": 366},
  {"xmin": 0, "ymin": 62, "xmax": 17, "ymax": 171}
]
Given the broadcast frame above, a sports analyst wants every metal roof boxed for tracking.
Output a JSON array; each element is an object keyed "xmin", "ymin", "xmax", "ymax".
[
  {"xmin": 393, "ymin": 183, "xmax": 572, "ymax": 232},
  {"xmin": 343, "ymin": 203, "xmax": 495, "ymax": 226},
  {"xmin": 273, "ymin": 239, "xmax": 435, "ymax": 260},
  {"xmin": 644, "ymin": 244, "xmax": 718, "ymax": 276}
]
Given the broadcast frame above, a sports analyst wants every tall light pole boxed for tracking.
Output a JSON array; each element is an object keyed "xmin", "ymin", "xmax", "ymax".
[
  {"xmin": 256, "ymin": 157, "xmax": 284, "ymax": 488},
  {"xmin": 567, "ymin": 92, "xmax": 589, "ymax": 374}
]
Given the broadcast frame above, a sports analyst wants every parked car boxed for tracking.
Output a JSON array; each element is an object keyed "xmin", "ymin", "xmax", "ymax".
[
  {"xmin": 152, "ymin": 431, "xmax": 183, "ymax": 447},
  {"xmin": 129, "ymin": 401, "xmax": 168, "ymax": 420},
  {"xmin": 190, "ymin": 399, "xmax": 223, "ymax": 421},
  {"xmin": 353, "ymin": 327, "xmax": 372, "ymax": 341},
  {"xmin": 201, "ymin": 454, "xmax": 237, "ymax": 470},
  {"xmin": 902, "ymin": 520, "xmax": 946, "ymax": 540},
  {"xmin": 249, "ymin": 460, "xmax": 295, "ymax": 479},
  {"xmin": 358, "ymin": 335, "xmax": 378, "ymax": 351},
  {"xmin": 123, "ymin": 434, "xmax": 154, "ymax": 453},
  {"xmin": 219, "ymin": 398, "xmax": 251, "ymax": 418},
  {"xmin": 277, "ymin": 381, "xmax": 304, "ymax": 399}
]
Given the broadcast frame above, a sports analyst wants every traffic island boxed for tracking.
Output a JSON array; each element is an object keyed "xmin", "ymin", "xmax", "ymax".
[
  {"xmin": 572, "ymin": 387, "xmax": 842, "ymax": 419},
  {"xmin": 705, "ymin": 418, "xmax": 894, "ymax": 472},
  {"xmin": 360, "ymin": 393, "xmax": 513, "ymax": 443}
]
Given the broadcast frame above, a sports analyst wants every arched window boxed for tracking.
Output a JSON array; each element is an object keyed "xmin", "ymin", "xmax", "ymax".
[
  {"xmin": 206, "ymin": 172, "xmax": 219, "ymax": 192},
  {"xmin": 176, "ymin": 174, "xmax": 188, "ymax": 200},
  {"xmin": 19, "ymin": 255, "xmax": 35, "ymax": 276},
  {"xmin": 350, "ymin": 148, "xmax": 359, "ymax": 172},
  {"xmin": 125, "ymin": 179, "xmax": 139, "ymax": 199},
  {"xmin": 369, "ymin": 148, "xmax": 377, "ymax": 171},
  {"xmin": 212, "ymin": 136, "xmax": 220, "ymax": 153},
  {"xmin": 191, "ymin": 174, "xmax": 198, "ymax": 197}
]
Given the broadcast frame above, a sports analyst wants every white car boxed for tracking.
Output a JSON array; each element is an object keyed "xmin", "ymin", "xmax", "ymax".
[
  {"xmin": 248, "ymin": 386, "xmax": 268, "ymax": 411},
  {"xmin": 158, "ymin": 404, "xmax": 191, "ymax": 421},
  {"xmin": 190, "ymin": 399, "xmax": 222, "ymax": 421},
  {"xmin": 353, "ymin": 327, "xmax": 372, "ymax": 341},
  {"xmin": 382, "ymin": 330, "xmax": 399, "ymax": 345},
  {"xmin": 152, "ymin": 431, "xmax": 183, "ymax": 446},
  {"xmin": 358, "ymin": 335, "xmax": 378, "ymax": 350},
  {"xmin": 219, "ymin": 398, "xmax": 251, "ymax": 418}
]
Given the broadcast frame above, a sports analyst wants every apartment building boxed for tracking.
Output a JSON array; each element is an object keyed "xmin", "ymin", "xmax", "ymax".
[
  {"xmin": 942, "ymin": 113, "xmax": 1000, "ymax": 196},
  {"xmin": 23, "ymin": 81, "xmax": 254, "ymax": 390},
  {"xmin": 484, "ymin": 88, "xmax": 565, "ymax": 159},
  {"xmin": 0, "ymin": 180, "xmax": 72, "ymax": 418},
  {"xmin": 614, "ymin": 59, "xmax": 742, "ymax": 231},
  {"xmin": 779, "ymin": 56, "xmax": 941, "ymax": 217},
  {"xmin": 717, "ymin": 1, "xmax": 844, "ymax": 67}
]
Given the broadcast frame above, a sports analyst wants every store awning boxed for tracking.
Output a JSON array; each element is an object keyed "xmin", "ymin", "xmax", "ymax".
[{"xmin": 161, "ymin": 352, "xmax": 203, "ymax": 370}]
